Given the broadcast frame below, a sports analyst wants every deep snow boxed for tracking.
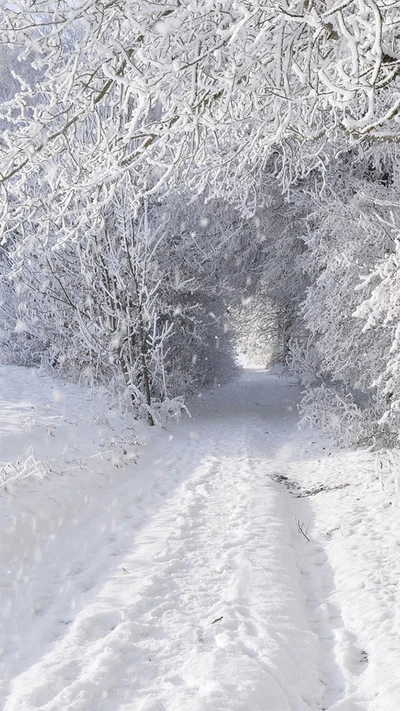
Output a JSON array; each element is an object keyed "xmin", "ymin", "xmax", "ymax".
[{"xmin": 0, "ymin": 366, "xmax": 399, "ymax": 710}]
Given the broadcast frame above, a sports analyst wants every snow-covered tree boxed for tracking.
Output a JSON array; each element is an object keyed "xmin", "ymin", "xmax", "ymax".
[
  {"xmin": 1, "ymin": 180, "xmax": 245, "ymax": 421},
  {"xmin": 1, "ymin": 0, "xmax": 399, "ymax": 242},
  {"xmin": 2, "ymin": 1, "xmax": 400, "ymax": 440},
  {"xmin": 288, "ymin": 145, "xmax": 400, "ymax": 443}
]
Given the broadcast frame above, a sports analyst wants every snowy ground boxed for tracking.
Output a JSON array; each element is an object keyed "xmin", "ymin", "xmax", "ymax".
[{"xmin": 1, "ymin": 365, "xmax": 400, "ymax": 710}]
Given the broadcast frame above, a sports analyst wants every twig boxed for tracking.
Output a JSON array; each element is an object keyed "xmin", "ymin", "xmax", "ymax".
[{"xmin": 296, "ymin": 518, "xmax": 311, "ymax": 541}]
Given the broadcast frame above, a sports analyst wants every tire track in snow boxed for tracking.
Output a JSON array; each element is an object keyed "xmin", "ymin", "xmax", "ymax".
[{"xmin": 280, "ymin": 459, "xmax": 370, "ymax": 711}]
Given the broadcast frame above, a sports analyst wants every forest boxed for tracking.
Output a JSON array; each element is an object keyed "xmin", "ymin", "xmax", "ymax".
[
  {"xmin": 1, "ymin": 0, "xmax": 400, "ymax": 443},
  {"xmin": 3, "ymin": 5, "xmax": 400, "ymax": 708}
]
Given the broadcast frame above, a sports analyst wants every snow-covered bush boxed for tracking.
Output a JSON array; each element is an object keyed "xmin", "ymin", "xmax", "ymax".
[
  {"xmin": 288, "ymin": 146, "xmax": 400, "ymax": 443},
  {"xmin": 0, "ymin": 182, "xmax": 244, "ymax": 422}
]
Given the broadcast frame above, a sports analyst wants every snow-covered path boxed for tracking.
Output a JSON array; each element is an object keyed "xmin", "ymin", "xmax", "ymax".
[{"xmin": 1, "ymin": 367, "xmax": 400, "ymax": 710}]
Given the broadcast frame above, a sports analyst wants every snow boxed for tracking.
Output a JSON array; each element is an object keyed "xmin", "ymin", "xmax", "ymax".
[{"xmin": 1, "ymin": 365, "xmax": 400, "ymax": 710}]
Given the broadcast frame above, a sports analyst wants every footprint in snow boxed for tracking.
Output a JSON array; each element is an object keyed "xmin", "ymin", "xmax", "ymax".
[{"xmin": 76, "ymin": 610, "xmax": 122, "ymax": 641}]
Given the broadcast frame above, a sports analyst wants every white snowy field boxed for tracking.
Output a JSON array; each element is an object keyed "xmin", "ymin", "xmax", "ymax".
[{"xmin": 0, "ymin": 366, "xmax": 400, "ymax": 710}]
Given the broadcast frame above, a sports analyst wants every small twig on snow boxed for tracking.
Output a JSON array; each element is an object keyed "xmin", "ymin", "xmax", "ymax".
[{"xmin": 296, "ymin": 518, "xmax": 311, "ymax": 541}]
